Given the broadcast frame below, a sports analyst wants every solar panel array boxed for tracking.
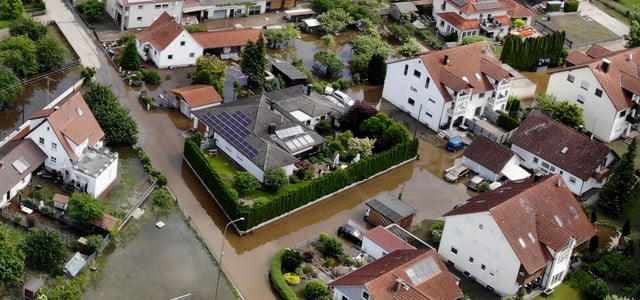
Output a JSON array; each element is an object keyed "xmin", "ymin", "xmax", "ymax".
[
  {"xmin": 473, "ymin": 1, "xmax": 502, "ymax": 10},
  {"xmin": 202, "ymin": 111, "xmax": 259, "ymax": 158}
]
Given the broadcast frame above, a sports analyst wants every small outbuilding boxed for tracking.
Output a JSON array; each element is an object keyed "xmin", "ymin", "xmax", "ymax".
[
  {"xmin": 389, "ymin": 2, "xmax": 418, "ymax": 22},
  {"xmin": 300, "ymin": 18, "xmax": 321, "ymax": 33},
  {"xmin": 364, "ymin": 192, "xmax": 417, "ymax": 229},
  {"xmin": 64, "ymin": 252, "xmax": 88, "ymax": 278},
  {"xmin": 284, "ymin": 8, "xmax": 315, "ymax": 22},
  {"xmin": 52, "ymin": 193, "xmax": 69, "ymax": 211},
  {"xmin": 171, "ymin": 85, "xmax": 223, "ymax": 119},
  {"xmin": 271, "ymin": 61, "xmax": 308, "ymax": 87},
  {"xmin": 23, "ymin": 277, "xmax": 45, "ymax": 300}
]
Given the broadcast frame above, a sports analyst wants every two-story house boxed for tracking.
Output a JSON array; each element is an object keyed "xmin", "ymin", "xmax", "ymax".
[
  {"xmin": 136, "ymin": 12, "xmax": 203, "ymax": 69},
  {"xmin": 20, "ymin": 92, "xmax": 119, "ymax": 198},
  {"xmin": 432, "ymin": 0, "xmax": 533, "ymax": 43},
  {"xmin": 331, "ymin": 248, "xmax": 464, "ymax": 300},
  {"xmin": 510, "ymin": 111, "xmax": 616, "ymax": 196},
  {"xmin": 106, "ymin": 0, "xmax": 183, "ymax": 30},
  {"xmin": 382, "ymin": 41, "xmax": 513, "ymax": 132},
  {"xmin": 438, "ymin": 174, "xmax": 596, "ymax": 297},
  {"xmin": 546, "ymin": 45, "xmax": 640, "ymax": 142}
]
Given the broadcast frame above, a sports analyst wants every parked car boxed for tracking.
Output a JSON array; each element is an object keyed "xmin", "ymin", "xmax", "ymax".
[
  {"xmin": 445, "ymin": 164, "xmax": 470, "ymax": 182},
  {"xmin": 338, "ymin": 224, "xmax": 363, "ymax": 246},
  {"xmin": 467, "ymin": 175, "xmax": 487, "ymax": 191},
  {"xmin": 446, "ymin": 137, "xmax": 468, "ymax": 152},
  {"xmin": 332, "ymin": 90, "xmax": 355, "ymax": 107}
]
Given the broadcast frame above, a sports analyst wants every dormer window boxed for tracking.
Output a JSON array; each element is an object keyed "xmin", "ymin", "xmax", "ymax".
[{"xmin": 362, "ymin": 291, "xmax": 370, "ymax": 300}]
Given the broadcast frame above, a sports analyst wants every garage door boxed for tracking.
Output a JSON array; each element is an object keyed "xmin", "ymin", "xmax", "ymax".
[{"xmin": 212, "ymin": 10, "xmax": 226, "ymax": 19}]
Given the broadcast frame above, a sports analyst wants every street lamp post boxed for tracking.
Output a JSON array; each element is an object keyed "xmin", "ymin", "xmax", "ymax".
[{"xmin": 215, "ymin": 217, "xmax": 245, "ymax": 300}]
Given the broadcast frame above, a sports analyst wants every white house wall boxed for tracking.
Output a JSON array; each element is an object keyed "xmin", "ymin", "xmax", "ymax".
[
  {"xmin": 382, "ymin": 58, "xmax": 447, "ymax": 131},
  {"xmin": 361, "ymin": 237, "xmax": 388, "ymax": 259},
  {"xmin": 151, "ymin": 31, "xmax": 202, "ymax": 69},
  {"xmin": 107, "ymin": 0, "xmax": 184, "ymax": 30},
  {"xmin": 27, "ymin": 122, "xmax": 72, "ymax": 172},
  {"xmin": 1, "ymin": 173, "xmax": 32, "ymax": 208},
  {"xmin": 462, "ymin": 156, "xmax": 501, "ymax": 182},
  {"xmin": 332, "ymin": 285, "xmax": 368, "ymax": 300},
  {"xmin": 83, "ymin": 158, "xmax": 118, "ymax": 197},
  {"xmin": 541, "ymin": 239, "xmax": 575, "ymax": 290},
  {"xmin": 439, "ymin": 213, "xmax": 522, "ymax": 296},
  {"xmin": 547, "ymin": 69, "xmax": 622, "ymax": 142},
  {"xmin": 214, "ymin": 133, "xmax": 265, "ymax": 182}
]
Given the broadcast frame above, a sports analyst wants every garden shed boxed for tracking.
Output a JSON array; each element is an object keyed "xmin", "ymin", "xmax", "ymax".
[
  {"xmin": 53, "ymin": 193, "xmax": 69, "ymax": 211},
  {"xmin": 364, "ymin": 192, "xmax": 417, "ymax": 229},
  {"xmin": 389, "ymin": 2, "xmax": 418, "ymax": 22},
  {"xmin": 23, "ymin": 277, "xmax": 44, "ymax": 300},
  {"xmin": 64, "ymin": 252, "xmax": 88, "ymax": 278},
  {"xmin": 271, "ymin": 61, "xmax": 308, "ymax": 87}
]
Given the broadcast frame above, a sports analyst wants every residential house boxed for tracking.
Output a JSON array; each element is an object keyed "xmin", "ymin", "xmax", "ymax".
[
  {"xmin": 382, "ymin": 41, "xmax": 513, "ymax": 132},
  {"xmin": 438, "ymin": 174, "xmax": 596, "ymax": 296},
  {"xmin": 21, "ymin": 92, "xmax": 119, "ymax": 198},
  {"xmin": 183, "ymin": 0, "xmax": 269, "ymax": 21},
  {"xmin": 106, "ymin": 0, "xmax": 184, "ymax": 30},
  {"xmin": 546, "ymin": 45, "xmax": 640, "ymax": 142},
  {"xmin": 193, "ymin": 94, "xmax": 325, "ymax": 182},
  {"xmin": 136, "ymin": 12, "xmax": 203, "ymax": 69},
  {"xmin": 362, "ymin": 225, "xmax": 431, "ymax": 259},
  {"xmin": 192, "ymin": 28, "xmax": 261, "ymax": 59},
  {"xmin": 270, "ymin": 61, "xmax": 308, "ymax": 87},
  {"xmin": 262, "ymin": 85, "xmax": 345, "ymax": 130},
  {"xmin": 171, "ymin": 84, "xmax": 223, "ymax": 119},
  {"xmin": 432, "ymin": 0, "xmax": 533, "ymax": 43},
  {"xmin": 462, "ymin": 134, "xmax": 529, "ymax": 182},
  {"xmin": 364, "ymin": 192, "xmax": 417, "ymax": 229},
  {"xmin": 330, "ymin": 248, "xmax": 464, "ymax": 300},
  {"xmin": 510, "ymin": 111, "xmax": 615, "ymax": 196},
  {"xmin": 0, "ymin": 139, "xmax": 47, "ymax": 208}
]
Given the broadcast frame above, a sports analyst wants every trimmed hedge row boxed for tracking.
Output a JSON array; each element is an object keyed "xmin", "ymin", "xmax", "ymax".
[
  {"xmin": 497, "ymin": 111, "xmax": 521, "ymax": 131},
  {"xmin": 270, "ymin": 249, "xmax": 298, "ymax": 300},
  {"xmin": 184, "ymin": 134, "xmax": 419, "ymax": 230}
]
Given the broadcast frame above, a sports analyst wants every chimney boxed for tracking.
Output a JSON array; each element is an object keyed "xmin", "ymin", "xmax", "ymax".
[
  {"xmin": 601, "ymin": 58, "xmax": 611, "ymax": 73},
  {"xmin": 443, "ymin": 55, "xmax": 449, "ymax": 65},
  {"xmin": 306, "ymin": 85, "xmax": 312, "ymax": 96},
  {"xmin": 557, "ymin": 177, "xmax": 562, "ymax": 187},
  {"xmin": 268, "ymin": 123, "xmax": 276, "ymax": 135},
  {"xmin": 54, "ymin": 106, "xmax": 60, "ymax": 110}
]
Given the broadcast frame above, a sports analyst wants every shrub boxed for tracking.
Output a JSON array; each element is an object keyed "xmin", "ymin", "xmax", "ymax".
[
  {"xmin": 342, "ymin": 255, "xmax": 356, "ymax": 266},
  {"xmin": 185, "ymin": 25, "xmax": 207, "ymax": 33},
  {"xmin": 281, "ymin": 249, "xmax": 305, "ymax": 273},
  {"xmin": 302, "ymin": 265, "xmax": 317, "ymax": 278},
  {"xmin": 497, "ymin": 111, "xmax": 520, "ymax": 131},
  {"xmin": 564, "ymin": 0, "xmax": 579, "ymax": 12},
  {"xmin": 141, "ymin": 69, "xmax": 161, "ymax": 85},
  {"xmin": 283, "ymin": 273, "xmax": 301, "ymax": 285},
  {"xmin": 233, "ymin": 171, "xmax": 261, "ymax": 196},
  {"xmin": 263, "ymin": 168, "xmax": 288, "ymax": 192},
  {"xmin": 270, "ymin": 249, "xmax": 298, "ymax": 300},
  {"xmin": 303, "ymin": 250, "xmax": 315, "ymax": 262},
  {"xmin": 304, "ymin": 279, "xmax": 330, "ymax": 300},
  {"xmin": 317, "ymin": 234, "xmax": 344, "ymax": 258},
  {"xmin": 547, "ymin": 2, "xmax": 562, "ymax": 11}
]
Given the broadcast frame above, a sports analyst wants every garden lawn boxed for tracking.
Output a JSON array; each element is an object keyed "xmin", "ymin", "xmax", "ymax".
[
  {"xmin": 2, "ymin": 224, "xmax": 29, "ymax": 246},
  {"xmin": 533, "ymin": 283, "xmax": 583, "ymax": 300},
  {"xmin": 534, "ymin": 14, "xmax": 619, "ymax": 48},
  {"xmin": 47, "ymin": 25, "xmax": 77, "ymax": 61},
  {"xmin": 0, "ymin": 20, "xmax": 11, "ymax": 29},
  {"xmin": 619, "ymin": 0, "xmax": 640, "ymax": 8}
]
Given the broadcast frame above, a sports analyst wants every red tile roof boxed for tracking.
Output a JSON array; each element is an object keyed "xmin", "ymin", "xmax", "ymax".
[
  {"xmin": 464, "ymin": 135, "xmax": 516, "ymax": 173},
  {"xmin": 136, "ymin": 11, "xmax": 185, "ymax": 51},
  {"xmin": 443, "ymin": 174, "xmax": 596, "ymax": 274},
  {"xmin": 550, "ymin": 46, "xmax": 640, "ymax": 111},
  {"xmin": 365, "ymin": 226, "xmax": 417, "ymax": 253},
  {"xmin": 29, "ymin": 92, "xmax": 105, "ymax": 162},
  {"xmin": 501, "ymin": 0, "xmax": 534, "ymax": 17},
  {"xmin": 92, "ymin": 214, "xmax": 119, "ymax": 231},
  {"xmin": 53, "ymin": 193, "xmax": 69, "ymax": 204},
  {"xmin": 511, "ymin": 111, "xmax": 612, "ymax": 180},
  {"xmin": 171, "ymin": 84, "xmax": 223, "ymax": 108},
  {"xmin": 192, "ymin": 28, "xmax": 261, "ymax": 49},
  {"xmin": 565, "ymin": 51, "xmax": 593, "ymax": 66},
  {"xmin": 417, "ymin": 42, "xmax": 510, "ymax": 101},
  {"xmin": 331, "ymin": 249, "xmax": 463, "ymax": 300},
  {"xmin": 437, "ymin": 12, "xmax": 480, "ymax": 31}
]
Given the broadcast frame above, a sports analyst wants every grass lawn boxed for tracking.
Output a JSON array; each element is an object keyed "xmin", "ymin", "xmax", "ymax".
[
  {"xmin": 1, "ymin": 224, "xmax": 29, "ymax": 246},
  {"xmin": 620, "ymin": 0, "xmax": 640, "ymax": 8},
  {"xmin": 533, "ymin": 283, "xmax": 583, "ymax": 300},
  {"xmin": 46, "ymin": 25, "xmax": 78, "ymax": 61},
  {"xmin": 534, "ymin": 14, "xmax": 619, "ymax": 47},
  {"xmin": 0, "ymin": 20, "xmax": 11, "ymax": 29}
]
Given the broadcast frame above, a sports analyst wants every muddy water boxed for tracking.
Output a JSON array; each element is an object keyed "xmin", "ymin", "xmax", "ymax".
[{"xmin": 0, "ymin": 68, "xmax": 81, "ymax": 139}]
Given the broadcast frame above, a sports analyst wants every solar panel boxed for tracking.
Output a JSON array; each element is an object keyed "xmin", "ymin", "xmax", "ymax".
[
  {"xmin": 473, "ymin": 1, "xmax": 502, "ymax": 10},
  {"xmin": 202, "ymin": 111, "xmax": 259, "ymax": 158},
  {"xmin": 450, "ymin": 0, "xmax": 468, "ymax": 7}
]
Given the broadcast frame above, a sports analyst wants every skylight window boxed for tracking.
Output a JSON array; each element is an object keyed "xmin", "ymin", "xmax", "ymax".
[
  {"xmin": 554, "ymin": 215, "xmax": 564, "ymax": 227},
  {"xmin": 76, "ymin": 107, "xmax": 84, "ymax": 116},
  {"xmin": 569, "ymin": 207, "xmax": 579, "ymax": 218},
  {"xmin": 528, "ymin": 232, "xmax": 535, "ymax": 243},
  {"xmin": 518, "ymin": 238, "xmax": 526, "ymax": 248}
]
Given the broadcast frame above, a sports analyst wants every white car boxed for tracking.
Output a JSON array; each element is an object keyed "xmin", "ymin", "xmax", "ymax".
[{"xmin": 332, "ymin": 90, "xmax": 355, "ymax": 107}]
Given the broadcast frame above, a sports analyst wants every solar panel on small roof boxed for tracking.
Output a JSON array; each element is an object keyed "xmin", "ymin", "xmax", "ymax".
[{"xmin": 473, "ymin": 1, "xmax": 502, "ymax": 10}]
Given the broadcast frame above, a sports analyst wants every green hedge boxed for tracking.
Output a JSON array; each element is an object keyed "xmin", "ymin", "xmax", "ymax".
[
  {"xmin": 184, "ymin": 134, "xmax": 419, "ymax": 230},
  {"xmin": 497, "ymin": 111, "xmax": 520, "ymax": 131},
  {"xmin": 270, "ymin": 249, "xmax": 298, "ymax": 300},
  {"xmin": 547, "ymin": 2, "xmax": 562, "ymax": 11},
  {"xmin": 564, "ymin": 0, "xmax": 579, "ymax": 12}
]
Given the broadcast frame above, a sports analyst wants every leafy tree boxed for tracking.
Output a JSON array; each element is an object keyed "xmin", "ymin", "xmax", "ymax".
[
  {"xmin": 68, "ymin": 193, "xmax": 105, "ymax": 224},
  {"xmin": 599, "ymin": 138, "xmax": 638, "ymax": 217},
  {"xmin": 311, "ymin": 0, "xmax": 349, "ymax": 14},
  {"xmin": 263, "ymin": 23, "xmax": 300, "ymax": 48},
  {"xmin": 317, "ymin": 234, "xmax": 344, "ymax": 258},
  {"xmin": 281, "ymin": 249, "xmax": 304, "ymax": 272},
  {"xmin": 586, "ymin": 280, "xmax": 610, "ymax": 300},
  {"xmin": 626, "ymin": 5, "xmax": 640, "ymax": 48},
  {"xmin": 313, "ymin": 49, "xmax": 345, "ymax": 78},
  {"xmin": 22, "ymin": 229, "xmax": 67, "ymax": 272},
  {"xmin": 151, "ymin": 188, "xmax": 174, "ymax": 216},
  {"xmin": 501, "ymin": 31, "xmax": 566, "ymax": 69},
  {"xmin": 513, "ymin": 18, "xmax": 526, "ymax": 28},
  {"xmin": 119, "ymin": 41, "xmax": 140, "ymax": 71},
  {"xmin": 360, "ymin": 113, "xmax": 393, "ymax": 138},
  {"xmin": 0, "ymin": 65, "xmax": 23, "ymax": 107},
  {"xmin": 36, "ymin": 36, "xmax": 67, "ymax": 70},
  {"xmin": 74, "ymin": 234, "xmax": 103, "ymax": 254},
  {"xmin": 348, "ymin": 0, "xmax": 383, "ymax": 23},
  {"xmin": 81, "ymin": 66, "xmax": 96, "ymax": 83},
  {"xmin": 83, "ymin": 84, "xmax": 139, "ymax": 146},
  {"xmin": 141, "ymin": 69, "xmax": 161, "ymax": 85},
  {"xmin": 367, "ymin": 53, "xmax": 386, "ymax": 85},
  {"xmin": 304, "ymin": 279, "xmax": 330, "ymax": 300},
  {"xmin": 347, "ymin": 137, "xmax": 375, "ymax": 157},
  {"xmin": 398, "ymin": 38, "xmax": 422, "ymax": 57},
  {"xmin": 9, "ymin": 17, "xmax": 47, "ymax": 41},
  {"xmin": 240, "ymin": 34, "xmax": 267, "ymax": 89},
  {"xmin": 317, "ymin": 9, "xmax": 354, "ymax": 34},
  {"xmin": 0, "ymin": 35, "xmax": 39, "ymax": 77},
  {"xmin": 264, "ymin": 168, "xmax": 288, "ymax": 192},
  {"xmin": 531, "ymin": 93, "xmax": 584, "ymax": 129},
  {"xmin": 320, "ymin": 34, "xmax": 336, "ymax": 47},
  {"xmin": 462, "ymin": 35, "xmax": 491, "ymax": 45},
  {"xmin": 506, "ymin": 95, "xmax": 521, "ymax": 118},
  {"xmin": 192, "ymin": 54, "xmax": 226, "ymax": 96},
  {"xmin": 0, "ymin": 226, "xmax": 25, "ymax": 284},
  {"xmin": 374, "ymin": 123, "xmax": 410, "ymax": 153},
  {"xmin": 339, "ymin": 102, "xmax": 378, "ymax": 136},
  {"xmin": 389, "ymin": 24, "xmax": 414, "ymax": 43},
  {"xmin": 351, "ymin": 35, "xmax": 392, "ymax": 58},
  {"xmin": 0, "ymin": 0, "xmax": 25, "ymax": 20},
  {"xmin": 233, "ymin": 172, "xmax": 260, "ymax": 196},
  {"xmin": 76, "ymin": 0, "xmax": 106, "ymax": 22},
  {"xmin": 315, "ymin": 119, "xmax": 332, "ymax": 135}
]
